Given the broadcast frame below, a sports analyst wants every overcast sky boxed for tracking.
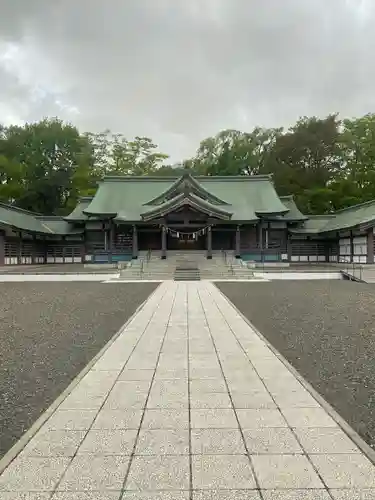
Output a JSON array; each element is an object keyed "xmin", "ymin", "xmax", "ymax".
[{"xmin": 0, "ymin": 0, "xmax": 374, "ymax": 162}]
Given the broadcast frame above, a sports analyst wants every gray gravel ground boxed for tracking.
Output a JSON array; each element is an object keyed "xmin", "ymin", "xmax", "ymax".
[
  {"xmin": 0, "ymin": 264, "xmax": 118, "ymax": 274},
  {"xmin": 0, "ymin": 282, "xmax": 158, "ymax": 459},
  {"xmin": 216, "ymin": 280, "xmax": 375, "ymax": 449}
]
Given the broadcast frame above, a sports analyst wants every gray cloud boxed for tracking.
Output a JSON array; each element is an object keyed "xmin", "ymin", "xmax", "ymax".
[{"xmin": 0, "ymin": 0, "xmax": 375, "ymax": 161}]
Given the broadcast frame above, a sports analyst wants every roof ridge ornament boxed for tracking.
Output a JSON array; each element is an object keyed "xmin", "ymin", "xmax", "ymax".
[{"xmin": 143, "ymin": 173, "xmax": 230, "ymax": 206}]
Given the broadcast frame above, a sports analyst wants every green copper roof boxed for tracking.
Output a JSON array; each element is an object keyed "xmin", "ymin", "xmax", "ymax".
[
  {"xmin": 291, "ymin": 200, "xmax": 375, "ymax": 234},
  {"xmin": 290, "ymin": 216, "xmax": 336, "ymax": 234},
  {"xmin": 145, "ymin": 173, "xmax": 230, "ymax": 206},
  {"xmin": 64, "ymin": 197, "xmax": 93, "ymax": 221},
  {"xmin": 323, "ymin": 200, "xmax": 375, "ymax": 232},
  {"xmin": 0, "ymin": 203, "xmax": 83, "ymax": 235},
  {"xmin": 84, "ymin": 174, "xmax": 289, "ymax": 222},
  {"xmin": 279, "ymin": 196, "xmax": 307, "ymax": 221},
  {"xmin": 140, "ymin": 192, "xmax": 232, "ymax": 222}
]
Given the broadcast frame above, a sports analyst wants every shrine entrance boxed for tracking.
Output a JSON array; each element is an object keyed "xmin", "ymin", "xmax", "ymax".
[{"xmin": 166, "ymin": 228, "xmax": 207, "ymax": 250}]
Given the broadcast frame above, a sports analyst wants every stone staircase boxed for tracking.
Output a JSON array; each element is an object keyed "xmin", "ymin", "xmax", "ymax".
[{"xmin": 115, "ymin": 251, "xmax": 257, "ymax": 281}]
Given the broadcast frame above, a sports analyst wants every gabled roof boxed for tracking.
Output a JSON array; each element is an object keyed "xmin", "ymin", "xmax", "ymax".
[
  {"xmin": 290, "ymin": 200, "xmax": 375, "ymax": 234},
  {"xmin": 323, "ymin": 199, "xmax": 375, "ymax": 233},
  {"xmin": 145, "ymin": 172, "xmax": 229, "ymax": 206},
  {"xmin": 64, "ymin": 197, "xmax": 92, "ymax": 221},
  {"xmin": 279, "ymin": 196, "xmax": 308, "ymax": 222},
  {"xmin": 0, "ymin": 203, "xmax": 82, "ymax": 235},
  {"xmin": 83, "ymin": 174, "xmax": 289, "ymax": 222},
  {"xmin": 290, "ymin": 215, "xmax": 336, "ymax": 234},
  {"xmin": 140, "ymin": 192, "xmax": 232, "ymax": 222}
]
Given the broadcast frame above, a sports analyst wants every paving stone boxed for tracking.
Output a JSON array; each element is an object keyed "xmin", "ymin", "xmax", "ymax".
[
  {"xmin": 192, "ymin": 491, "xmax": 261, "ymax": 499},
  {"xmin": 80, "ymin": 370, "xmax": 119, "ymax": 388},
  {"xmin": 190, "ymin": 379, "xmax": 227, "ymax": 393},
  {"xmin": 237, "ymin": 409, "xmax": 287, "ymax": 429},
  {"xmin": 261, "ymin": 491, "xmax": 331, "ymax": 500},
  {"xmin": 191, "ymin": 429, "xmax": 246, "ymax": 454},
  {"xmin": 105, "ymin": 385, "xmax": 148, "ymax": 410},
  {"xmin": 135, "ymin": 429, "xmax": 189, "ymax": 455},
  {"xmin": 281, "ymin": 408, "xmax": 338, "ymax": 428},
  {"xmin": 0, "ymin": 456, "xmax": 70, "ymax": 492},
  {"xmin": 191, "ymin": 409, "xmax": 238, "ymax": 429},
  {"xmin": 150, "ymin": 380, "xmax": 188, "ymax": 395},
  {"xmin": 78, "ymin": 429, "xmax": 137, "ymax": 454},
  {"xmin": 52, "ymin": 493, "xmax": 122, "ymax": 500},
  {"xmin": 226, "ymin": 379, "xmax": 266, "ymax": 392},
  {"xmin": 111, "ymin": 380, "xmax": 152, "ymax": 393},
  {"xmin": 272, "ymin": 389, "xmax": 320, "ymax": 408},
  {"xmin": 92, "ymin": 409, "xmax": 143, "ymax": 430},
  {"xmin": 231, "ymin": 391, "xmax": 276, "ymax": 409},
  {"xmin": 45, "ymin": 410, "xmax": 98, "ymax": 431},
  {"xmin": 189, "ymin": 368, "xmax": 223, "ymax": 379},
  {"xmin": 118, "ymin": 369, "xmax": 155, "ymax": 381},
  {"xmin": 23, "ymin": 430, "xmax": 86, "ymax": 457},
  {"xmin": 57, "ymin": 455, "xmax": 130, "ymax": 491},
  {"xmin": 252, "ymin": 454, "xmax": 324, "ymax": 489},
  {"xmin": 0, "ymin": 494, "xmax": 54, "ymax": 500},
  {"xmin": 243, "ymin": 427, "xmax": 302, "ymax": 454},
  {"xmin": 121, "ymin": 493, "xmax": 189, "ymax": 500},
  {"xmin": 310, "ymin": 454, "xmax": 375, "ymax": 488},
  {"xmin": 141, "ymin": 409, "xmax": 189, "ymax": 429},
  {"xmin": 192, "ymin": 455, "xmax": 256, "ymax": 489},
  {"xmin": 125, "ymin": 455, "xmax": 190, "ymax": 490},
  {"xmin": 190, "ymin": 392, "xmax": 232, "ymax": 409},
  {"xmin": 147, "ymin": 393, "xmax": 189, "ymax": 409},
  {"xmin": 295, "ymin": 427, "xmax": 360, "ymax": 454},
  {"xmin": 59, "ymin": 394, "xmax": 105, "ymax": 410},
  {"xmin": 154, "ymin": 369, "xmax": 188, "ymax": 379},
  {"xmin": 330, "ymin": 490, "xmax": 375, "ymax": 499}
]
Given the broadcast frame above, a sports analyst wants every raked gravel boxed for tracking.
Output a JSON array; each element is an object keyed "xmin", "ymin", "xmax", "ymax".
[
  {"xmin": 0, "ymin": 281, "xmax": 158, "ymax": 459},
  {"xmin": 217, "ymin": 279, "xmax": 375, "ymax": 450}
]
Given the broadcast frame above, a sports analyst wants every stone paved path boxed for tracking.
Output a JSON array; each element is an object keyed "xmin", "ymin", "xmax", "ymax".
[{"xmin": 1, "ymin": 281, "xmax": 375, "ymax": 499}]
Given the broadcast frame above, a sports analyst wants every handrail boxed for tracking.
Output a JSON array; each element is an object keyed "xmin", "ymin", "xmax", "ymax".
[
  {"xmin": 140, "ymin": 259, "xmax": 144, "ymax": 278},
  {"xmin": 339, "ymin": 256, "xmax": 363, "ymax": 281}
]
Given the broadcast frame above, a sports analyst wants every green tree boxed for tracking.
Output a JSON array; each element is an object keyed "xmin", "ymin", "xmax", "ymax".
[
  {"xmin": 1, "ymin": 118, "xmax": 94, "ymax": 214},
  {"xmin": 87, "ymin": 131, "xmax": 169, "ymax": 177},
  {"xmin": 191, "ymin": 128, "xmax": 282, "ymax": 176},
  {"xmin": 332, "ymin": 114, "xmax": 375, "ymax": 209},
  {"xmin": 266, "ymin": 115, "xmax": 342, "ymax": 213}
]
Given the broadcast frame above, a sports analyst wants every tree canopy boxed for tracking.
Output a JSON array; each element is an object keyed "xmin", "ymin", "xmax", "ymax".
[{"xmin": 1, "ymin": 113, "xmax": 375, "ymax": 215}]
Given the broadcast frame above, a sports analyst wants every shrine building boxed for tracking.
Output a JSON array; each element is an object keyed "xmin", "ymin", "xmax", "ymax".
[{"xmin": 0, "ymin": 172, "xmax": 374, "ymax": 265}]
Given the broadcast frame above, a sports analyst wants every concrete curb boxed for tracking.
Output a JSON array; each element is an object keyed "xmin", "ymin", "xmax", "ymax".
[
  {"xmin": 215, "ymin": 284, "xmax": 375, "ymax": 467},
  {"xmin": 0, "ymin": 283, "xmax": 161, "ymax": 476}
]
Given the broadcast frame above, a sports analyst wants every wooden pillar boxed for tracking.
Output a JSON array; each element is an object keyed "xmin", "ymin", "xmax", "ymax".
[
  {"xmin": 108, "ymin": 221, "xmax": 114, "ymax": 263},
  {"xmin": 31, "ymin": 234, "xmax": 37, "ymax": 264},
  {"xmin": 43, "ymin": 238, "xmax": 48, "ymax": 264},
  {"xmin": 235, "ymin": 225, "xmax": 241, "ymax": 258},
  {"xmin": 161, "ymin": 226, "xmax": 167, "ymax": 259},
  {"xmin": 81, "ymin": 231, "xmax": 86, "ymax": 264},
  {"xmin": 350, "ymin": 230, "xmax": 354, "ymax": 264},
  {"xmin": 207, "ymin": 226, "xmax": 212, "ymax": 259},
  {"xmin": 258, "ymin": 223, "xmax": 263, "ymax": 250},
  {"xmin": 258, "ymin": 222, "xmax": 263, "ymax": 261},
  {"xmin": 287, "ymin": 233, "xmax": 292, "ymax": 262},
  {"xmin": 62, "ymin": 236, "xmax": 66, "ymax": 264},
  {"xmin": 0, "ymin": 231, "xmax": 5, "ymax": 266},
  {"xmin": 367, "ymin": 228, "xmax": 374, "ymax": 264},
  {"xmin": 18, "ymin": 231, "xmax": 22, "ymax": 265},
  {"xmin": 324, "ymin": 241, "xmax": 330, "ymax": 263},
  {"xmin": 132, "ymin": 225, "xmax": 138, "ymax": 259}
]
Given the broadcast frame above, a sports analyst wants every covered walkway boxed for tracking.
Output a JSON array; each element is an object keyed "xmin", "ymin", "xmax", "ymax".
[{"xmin": 1, "ymin": 281, "xmax": 375, "ymax": 498}]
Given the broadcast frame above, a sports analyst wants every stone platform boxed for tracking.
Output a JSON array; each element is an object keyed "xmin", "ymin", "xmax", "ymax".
[{"xmin": 0, "ymin": 281, "xmax": 374, "ymax": 499}]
